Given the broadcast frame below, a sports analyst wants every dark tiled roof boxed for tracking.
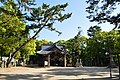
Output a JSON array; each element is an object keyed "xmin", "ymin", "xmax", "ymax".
[{"xmin": 37, "ymin": 42, "xmax": 65, "ymax": 55}]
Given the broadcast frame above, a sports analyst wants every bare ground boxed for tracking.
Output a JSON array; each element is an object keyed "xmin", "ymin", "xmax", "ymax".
[{"xmin": 0, "ymin": 66, "xmax": 119, "ymax": 80}]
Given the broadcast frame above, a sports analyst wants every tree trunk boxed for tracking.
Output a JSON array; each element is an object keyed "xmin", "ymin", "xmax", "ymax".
[
  {"xmin": 6, "ymin": 8, "xmax": 63, "ymax": 67},
  {"xmin": 0, "ymin": 47, "xmax": 2, "ymax": 61},
  {"xmin": 6, "ymin": 26, "xmax": 44, "ymax": 67}
]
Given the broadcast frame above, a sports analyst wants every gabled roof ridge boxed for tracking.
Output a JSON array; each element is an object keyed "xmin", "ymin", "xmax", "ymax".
[
  {"xmin": 41, "ymin": 42, "xmax": 61, "ymax": 50},
  {"xmin": 54, "ymin": 42, "xmax": 63, "ymax": 51},
  {"xmin": 37, "ymin": 42, "xmax": 68, "ymax": 55}
]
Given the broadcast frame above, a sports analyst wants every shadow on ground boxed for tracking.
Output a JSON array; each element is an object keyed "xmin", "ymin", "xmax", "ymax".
[
  {"xmin": 0, "ymin": 74, "xmax": 44, "ymax": 80},
  {"xmin": 0, "ymin": 67, "xmax": 119, "ymax": 80},
  {"xmin": 41, "ymin": 67, "xmax": 119, "ymax": 80},
  {"xmin": 59, "ymin": 77, "xmax": 119, "ymax": 80}
]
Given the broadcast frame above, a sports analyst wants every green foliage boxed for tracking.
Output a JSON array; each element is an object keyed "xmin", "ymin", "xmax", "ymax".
[
  {"xmin": 86, "ymin": 0, "xmax": 120, "ymax": 29},
  {"xmin": 85, "ymin": 26, "xmax": 120, "ymax": 66},
  {"xmin": 65, "ymin": 28, "xmax": 87, "ymax": 65},
  {"xmin": 0, "ymin": 1, "xmax": 26, "ymax": 57},
  {"xmin": 0, "ymin": 0, "xmax": 36, "ymax": 12},
  {"xmin": 18, "ymin": 39, "xmax": 36, "ymax": 60},
  {"xmin": 26, "ymin": 3, "xmax": 72, "ymax": 35},
  {"xmin": 57, "ymin": 40, "xmax": 66, "ymax": 47},
  {"xmin": 87, "ymin": 25, "xmax": 101, "ymax": 37},
  {"xmin": 36, "ymin": 39, "xmax": 53, "ymax": 51}
]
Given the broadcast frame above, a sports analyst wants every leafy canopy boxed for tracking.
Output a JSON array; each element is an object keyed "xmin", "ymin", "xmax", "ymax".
[
  {"xmin": 0, "ymin": 1, "xmax": 26, "ymax": 56},
  {"xmin": 86, "ymin": 0, "xmax": 120, "ymax": 30},
  {"xmin": 26, "ymin": 3, "xmax": 72, "ymax": 35}
]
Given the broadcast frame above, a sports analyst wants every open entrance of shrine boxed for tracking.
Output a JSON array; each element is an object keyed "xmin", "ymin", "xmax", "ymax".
[{"xmin": 50, "ymin": 52, "xmax": 64, "ymax": 66}]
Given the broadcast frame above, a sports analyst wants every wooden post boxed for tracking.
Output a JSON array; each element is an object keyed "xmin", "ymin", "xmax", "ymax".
[
  {"xmin": 64, "ymin": 54, "xmax": 66, "ymax": 67},
  {"xmin": 48, "ymin": 54, "xmax": 50, "ymax": 67},
  {"xmin": 110, "ymin": 53, "xmax": 112, "ymax": 78}
]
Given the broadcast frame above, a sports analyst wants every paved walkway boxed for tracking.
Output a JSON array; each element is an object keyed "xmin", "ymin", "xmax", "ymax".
[{"xmin": 0, "ymin": 67, "xmax": 119, "ymax": 80}]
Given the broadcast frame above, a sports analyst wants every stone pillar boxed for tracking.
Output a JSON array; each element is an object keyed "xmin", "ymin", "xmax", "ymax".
[
  {"xmin": 14, "ymin": 60, "xmax": 16, "ymax": 67},
  {"xmin": 1, "ymin": 61, "xmax": 4, "ymax": 68},
  {"xmin": 48, "ymin": 54, "xmax": 50, "ymax": 67},
  {"xmin": 64, "ymin": 54, "xmax": 66, "ymax": 67}
]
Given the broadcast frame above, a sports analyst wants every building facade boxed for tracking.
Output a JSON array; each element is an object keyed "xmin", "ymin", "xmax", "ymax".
[{"xmin": 37, "ymin": 42, "xmax": 68, "ymax": 67}]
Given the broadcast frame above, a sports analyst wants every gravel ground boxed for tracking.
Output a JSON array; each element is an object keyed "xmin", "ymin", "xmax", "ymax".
[{"xmin": 0, "ymin": 66, "xmax": 119, "ymax": 80}]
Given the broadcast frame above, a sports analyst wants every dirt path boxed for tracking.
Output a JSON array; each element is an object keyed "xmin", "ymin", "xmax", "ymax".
[{"xmin": 0, "ymin": 67, "xmax": 119, "ymax": 80}]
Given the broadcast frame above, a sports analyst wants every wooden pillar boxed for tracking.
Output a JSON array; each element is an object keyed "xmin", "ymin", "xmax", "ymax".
[
  {"xmin": 110, "ymin": 53, "xmax": 112, "ymax": 78},
  {"xmin": 48, "ymin": 54, "xmax": 50, "ymax": 67},
  {"xmin": 64, "ymin": 54, "xmax": 66, "ymax": 67}
]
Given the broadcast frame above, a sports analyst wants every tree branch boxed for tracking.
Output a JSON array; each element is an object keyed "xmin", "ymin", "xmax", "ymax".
[{"xmin": 6, "ymin": 16, "xmax": 50, "ymax": 67}]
